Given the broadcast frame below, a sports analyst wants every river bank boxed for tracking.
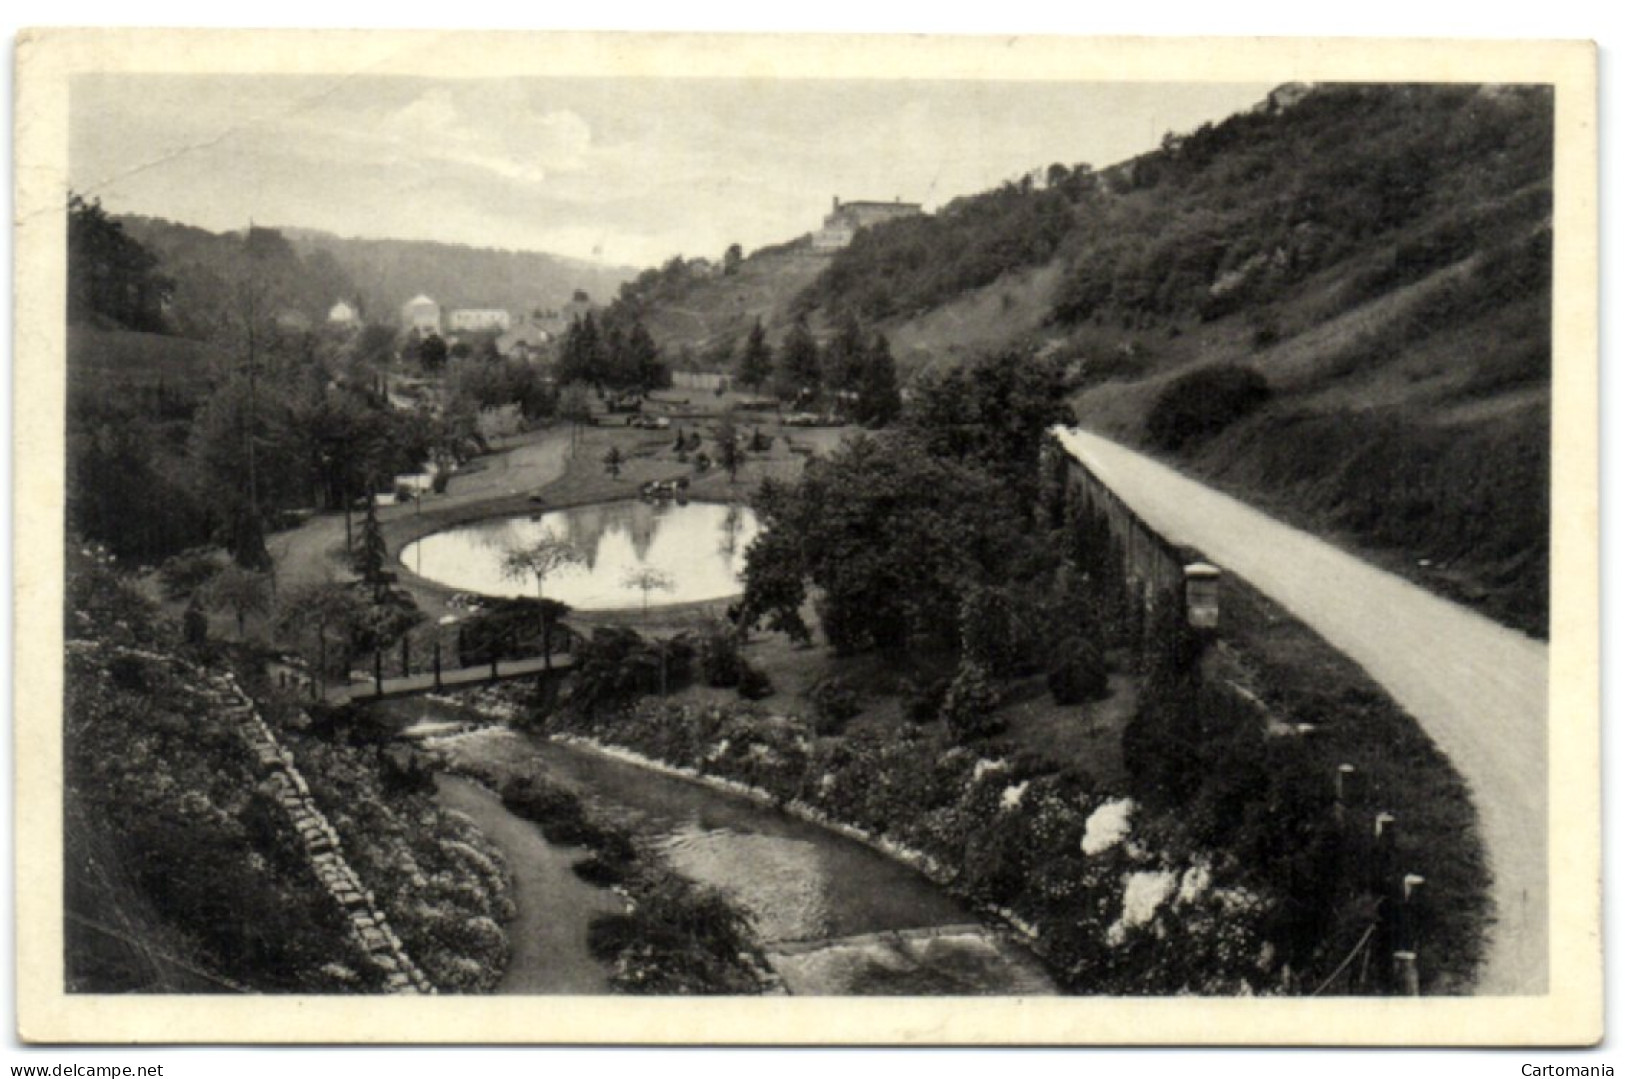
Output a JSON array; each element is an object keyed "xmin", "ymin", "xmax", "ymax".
[
  {"xmin": 415, "ymin": 710, "xmax": 1055, "ymax": 996},
  {"xmin": 428, "ymin": 737, "xmax": 774, "ymax": 995}
]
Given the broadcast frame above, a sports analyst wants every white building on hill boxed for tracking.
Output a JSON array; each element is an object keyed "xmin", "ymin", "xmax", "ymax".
[
  {"xmin": 448, "ymin": 308, "xmax": 513, "ymax": 333},
  {"xmin": 401, "ymin": 294, "xmax": 442, "ymax": 335},
  {"xmin": 812, "ymin": 196, "xmax": 923, "ymax": 251}
]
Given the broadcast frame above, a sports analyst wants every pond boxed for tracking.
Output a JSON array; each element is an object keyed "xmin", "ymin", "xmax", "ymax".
[{"xmin": 400, "ymin": 499, "xmax": 760, "ymax": 611}]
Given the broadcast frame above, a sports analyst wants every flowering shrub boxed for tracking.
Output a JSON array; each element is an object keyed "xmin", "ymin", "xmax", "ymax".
[{"xmin": 541, "ymin": 681, "xmax": 1287, "ymax": 995}]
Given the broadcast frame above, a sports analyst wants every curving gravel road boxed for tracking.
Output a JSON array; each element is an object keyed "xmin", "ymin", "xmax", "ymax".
[{"xmin": 1053, "ymin": 426, "xmax": 1547, "ymax": 995}]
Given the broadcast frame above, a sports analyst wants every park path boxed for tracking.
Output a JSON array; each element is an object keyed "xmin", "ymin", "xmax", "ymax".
[
  {"xmin": 268, "ymin": 427, "xmax": 576, "ymax": 597},
  {"xmin": 1052, "ymin": 426, "xmax": 1548, "ymax": 995}
]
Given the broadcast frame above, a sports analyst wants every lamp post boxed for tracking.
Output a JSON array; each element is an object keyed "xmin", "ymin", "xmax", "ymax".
[{"xmin": 436, "ymin": 613, "xmax": 459, "ymax": 691}]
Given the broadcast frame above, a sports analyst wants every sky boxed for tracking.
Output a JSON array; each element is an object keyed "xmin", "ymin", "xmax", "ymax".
[{"xmin": 70, "ymin": 74, "xmax": 1275, "ymax": 270}]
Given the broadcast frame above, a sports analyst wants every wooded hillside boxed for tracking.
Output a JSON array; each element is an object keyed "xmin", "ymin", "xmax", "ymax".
[{"xmin": 616, "ymin": 84, "xmax": 1555, "ymax": 633}]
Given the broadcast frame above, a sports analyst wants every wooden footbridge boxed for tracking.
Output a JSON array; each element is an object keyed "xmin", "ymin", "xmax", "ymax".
[{"xmin": 322, "ymin": 651, "xmax": 577, "ymax": 705}]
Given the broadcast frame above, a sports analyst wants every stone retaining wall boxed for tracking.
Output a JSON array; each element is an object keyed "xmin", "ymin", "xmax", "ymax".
[
  {"xmin": 1046, "ymin": 432, "xmax": 1190, "ymax": 612},
  {"xmin": 206, "ymin": 670, "xmax": 436, "ymax": 995}
]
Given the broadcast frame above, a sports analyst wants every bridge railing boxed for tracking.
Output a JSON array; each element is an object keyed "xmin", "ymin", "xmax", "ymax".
[{"xmin": 288, "ymin": 614, "xmax": 577, "ymax": 703}]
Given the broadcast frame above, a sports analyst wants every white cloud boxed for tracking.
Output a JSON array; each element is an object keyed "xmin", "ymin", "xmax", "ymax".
[
  {"xmin": 71, "ymin": 74, "xmax": 1275, "ymax": 270},
  {"xmin": 372, "ymin": 88, "xmax": 595, "ymax": 184}
]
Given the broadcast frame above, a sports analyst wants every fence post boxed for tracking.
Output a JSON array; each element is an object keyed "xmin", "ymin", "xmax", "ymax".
[
  {"xmin": 401, "ymin": 634, "xmax": 410, "ymax": 678},
  {"xmin": 1398, "ymin": 873, "xmax": 1425, "ymax": 953},
  {"xmin": 433, "ymin": 640, "xmax": 442, "ymax": 690},
  {"xmin": 1392, "ymin": 951, "xmax": 1420, "ymax": 996},
  {"xmin": 373, "ymin": 649, "xmax": 383, "ymax": 698},
  {"xmin": 1334, "ymin": 763, "xmax": 1356, "ymax": 824},
  {"xmin": 1373, "ymin": 812, "xmax": 1397, "ymax": 891}
]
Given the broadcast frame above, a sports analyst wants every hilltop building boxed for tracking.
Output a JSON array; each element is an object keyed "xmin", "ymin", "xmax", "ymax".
[
  {"xmin": 812, "ymin": 196, "xmax": 923, "ymax": 251},
  {"xmin": 448, "ymin": 308, "xmax": 513, "ymax": 334},
  {"xmin": 400, "ymin": 294, "xmax": 442, "ymax": 335}
]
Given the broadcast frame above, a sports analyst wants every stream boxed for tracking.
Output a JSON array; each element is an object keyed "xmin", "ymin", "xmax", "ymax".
[{"xmin": 398, "ymin": 703, "xmax": 1053, "ymax": 995}]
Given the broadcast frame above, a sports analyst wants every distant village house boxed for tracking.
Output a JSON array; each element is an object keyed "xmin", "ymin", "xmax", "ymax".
[
  {"xmin": 496, "ymin": 319, "xmax": 554, "ymax": 362},
  {"xmin": 326, "ymin": 300, "xmax": 360, "ymax": 327}
]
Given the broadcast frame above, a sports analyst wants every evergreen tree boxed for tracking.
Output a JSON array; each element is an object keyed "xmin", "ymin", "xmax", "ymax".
[
  {"xmin": 558, "ymin": 313, "xmax": 605, "ymax": 386},
  {"xmin": 626, "ymin": 320, "xmax": 665, "ymax": 391},
  {"xmin": 601, "ymin": 320, "xmax": 631, "ymax": 388},
  {"xmin": 822, "ymin": 311, "xmax": 867, "ymax": 397},
  {"xmin": 713, "ymin": 411, "xmax": 746, "ymax": 482},
  {"xmin": 736, "ymin": 318, "xmax": 773, "ymax": 393},
  {"xmin": 855, "ymin": 332, "xmax": 902, "ymax": 427},
  {"xmin": 355, "ymin": 491, "xmax": 389, "ymax": 602},
  {"xmin": 774, "ymin": 315, "xmax": 821, "ymax": 401}
]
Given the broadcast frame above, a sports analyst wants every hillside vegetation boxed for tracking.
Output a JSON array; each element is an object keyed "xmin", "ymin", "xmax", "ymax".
[
  {"xmin": 618, "ymin": 84, "xmax": 1554, "ymax": 634},
  {"xmin": 65, "ymin": 547, "xmax": 513, "ymax": 992},
  {"xmin": 118, "ymin": 215, "xmax": 636, "ymax": 329},
  {"xmin": 605, "ymin": 240, "xmax": 829, "ymax": 364}
]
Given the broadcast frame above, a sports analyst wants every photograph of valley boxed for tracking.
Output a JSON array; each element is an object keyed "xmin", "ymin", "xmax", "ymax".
[{"xmin": 30, "ymin": 31, "xmax": 1595, "ymax": 1043}]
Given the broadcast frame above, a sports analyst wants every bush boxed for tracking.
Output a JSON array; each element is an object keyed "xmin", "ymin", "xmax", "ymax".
[
  {"xmin": 1048, "ymin": 634, "xmax": 1109, "ymax": 705},
  {"xmin": 586, "ymin": 876, "xmax": 759, "ymax": 994},
  {"xmin": 942, "ymin": 660, "xmax": 1003, "ymax": 741},
  {"xmin": 158, "ymin": 549, "xmax": 221, "ymax": 601},
  {"xmin": 565, "ymin": 627, "xmax": 695, "ymax": 717},
  {"xmin": 1146, "ymin": 363, "xmax": 1272, "ymax": 452},
  {"xmin": 571, "ymin": 854, "xmax": 628, "ymax": 888},
  {"xmin": 500, "ymin": 775, "xmax": 594, "ymax": 845},
  {"xmin": 699, "ymin": 624, "xmax": 743, "ymax": 687},
  {"xmin": 736, "ymin": 662, "xmax": 774, "ymax": 701},
  {"xmin": 808, "ymin": 678, "xmax": 860, "ymax": 735},
  {"xmin": 431, "ymin": 471, "xmax": 451, "ymax": 495},
  {"xmin": 959, "ymin": 585, "xmax": 1030, "ymax": 679},
  {"xmin": 901, "ymin": 675, "xmax": 951, "ymax": 724}
]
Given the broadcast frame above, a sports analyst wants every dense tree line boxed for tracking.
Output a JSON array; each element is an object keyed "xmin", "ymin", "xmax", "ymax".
[
  {"xmin": 714, "ymin": 314, "xmax": 901, "ymax": 425},
  {"xmin": 67, "ymin": 205, "xmax": 445, "ymax": 567},
  {"xmin": 68, "ymin": 195, "xmax": 174, "ymax": 332},
  {"xmin": 740, "ymin": 350, "xmax": 1073, "ymax": 660},
  {"xmin": 114, "ymin": 215, "xmax": 360, "ymax": 340},
  {"xmin": 556, "ymin": 313, "xmax": 668, "ymax": 392}
]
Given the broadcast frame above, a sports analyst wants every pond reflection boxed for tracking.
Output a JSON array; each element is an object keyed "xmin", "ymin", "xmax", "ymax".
[{"xmin": 401, "ymin": 500, "xmax": 761, "ymax": 610}]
